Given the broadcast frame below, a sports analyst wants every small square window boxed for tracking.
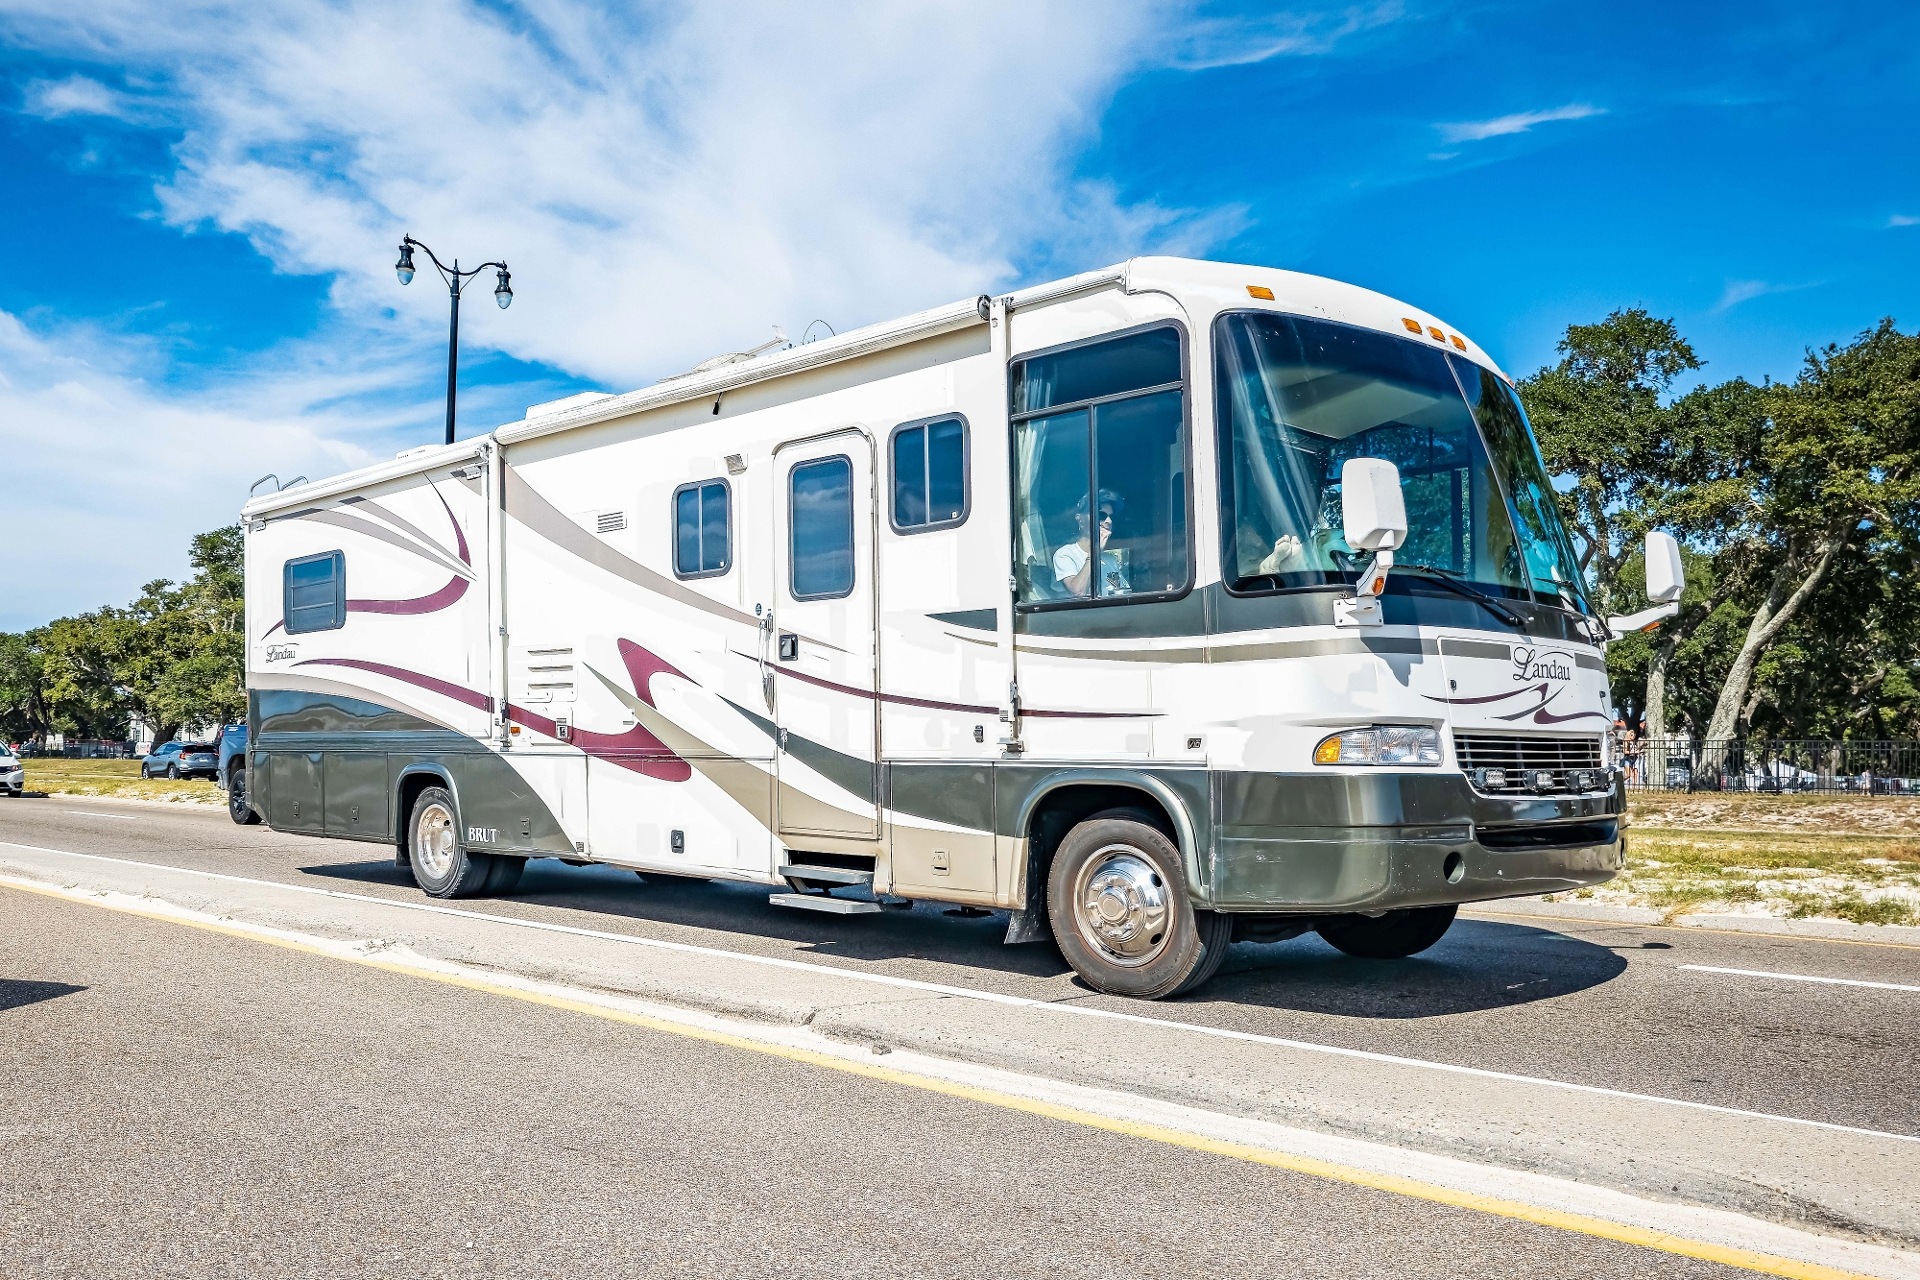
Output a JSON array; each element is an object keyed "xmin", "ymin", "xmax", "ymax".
[
  {"xmin": 890, "ymin": 415, "xmax": 969, "ymax": 533},
  {"xmin": 672, "ymin": 480, "xmax": 731, "ymax": 578},
  {"xmin": 284, "ymin": 551, "xmax": 345, "ymax": 634}
]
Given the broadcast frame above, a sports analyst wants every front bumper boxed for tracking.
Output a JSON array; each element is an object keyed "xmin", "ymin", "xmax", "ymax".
[
  {"xmin": 1, "ymin": 768, "xmax": 23, "ymax": 794},
  {"xmin": 1210, "ymin": 769, "xmax": 1623, "ymax": 911}
]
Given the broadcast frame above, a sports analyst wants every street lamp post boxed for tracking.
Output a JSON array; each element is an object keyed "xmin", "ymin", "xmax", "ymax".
[{"xmin": 395, "ymin": 236, "xmax": 512, "ymax": 445}]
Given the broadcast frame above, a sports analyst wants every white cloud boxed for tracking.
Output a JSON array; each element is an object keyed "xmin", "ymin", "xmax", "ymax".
[
  {"xmin": 1889, "ymin": 214, "xmax": 1920, "ymax": 228},
  {"xmin": 0, "ymin": 309, "xmax": 466, "ymax": 627},
  {"xmin": 1, "ymin": 0, "xmax": 1227, "ymax": 389},
  {"xmin": 0, "ymin": 0, "xmax": 1347, "ymax": 625},
  {"xmin": 1438, "ymin": 103, "xmax": 1605, "ymax": 144},
  {"xmin": 1711, "ymin": 278, "xmax": 1817, "ymax": 312},
  {"xmin": 21, "ymin": 73, "xmax": 154, "ymax": 122},
  {"xmin": 1161, "ymin": 2, "xmax": 1402, "ymax": 69}
]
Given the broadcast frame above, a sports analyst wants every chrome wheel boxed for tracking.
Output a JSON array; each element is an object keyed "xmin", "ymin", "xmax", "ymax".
[
  {"xmin": 414, "ymin": 801, "xmax": 458, "ymax": 880},
  {"xmin": 1069, "ymin": 844, "xmax": 1172, "ymax": 967}
]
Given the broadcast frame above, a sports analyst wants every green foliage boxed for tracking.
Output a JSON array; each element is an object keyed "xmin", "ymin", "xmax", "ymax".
[
  {"xmin": 0, "ymin": 524, "xmax": 246, "ymax": 745},
  {"xmin": 1525, "ymin": 310, "xmax": 1920, "ymax": 739}
]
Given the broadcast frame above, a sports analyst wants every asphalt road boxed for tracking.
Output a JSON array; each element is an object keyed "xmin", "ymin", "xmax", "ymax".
[
  {"xmin": 0, "ymin": 881, "xmax": 1748, "ymax": 1279},
  {"xmin": 6, "ymin": 797, "xmax": 1919, "ymax": 1142}
]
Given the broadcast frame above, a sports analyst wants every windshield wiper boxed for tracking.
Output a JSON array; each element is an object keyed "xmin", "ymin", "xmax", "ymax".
[{"xmin": 1397, "ymin": 564, "xmax": 1526, "ymax": 627}]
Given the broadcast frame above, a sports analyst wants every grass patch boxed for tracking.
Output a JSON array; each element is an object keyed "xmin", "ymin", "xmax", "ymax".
[
  {"xmin": 1604, "ymin": 825, "xmax": 1920, "ymax": 927},
  {"xmin": 23, "ymin": 758, "xmax": 221, "ymax": 805}
]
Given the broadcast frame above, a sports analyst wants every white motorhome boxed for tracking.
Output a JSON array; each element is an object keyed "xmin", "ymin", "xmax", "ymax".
[{"xmin": 240, "ymin": 257, "xmax": 1664, "ymax": 998}]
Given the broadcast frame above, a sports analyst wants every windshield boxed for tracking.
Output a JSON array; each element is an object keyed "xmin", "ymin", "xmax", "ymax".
[{"xmin": 1213, "ymin": 312, "xmax": 1591, "ymax": 614}]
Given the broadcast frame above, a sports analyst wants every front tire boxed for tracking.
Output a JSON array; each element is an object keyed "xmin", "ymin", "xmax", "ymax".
[
  {"xmin": 227, "ymin": 768, "xmax": 261, "ymax": 825},
  {"xmin": 406, "ymin": 786, "xmax": 495, "ymax": 898},
  {"xmin": 1045, "ymin": 810, "xmax": 1232, "ymax": 1000},
  {"xmin": 1316, "ymin": 905, "xmax": 1457, "ymax": 959}
]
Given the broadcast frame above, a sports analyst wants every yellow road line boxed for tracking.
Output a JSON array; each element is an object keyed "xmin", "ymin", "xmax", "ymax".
[
  {"xmin": 3, "ymin": 880, "xmax": 1888, "ymax": 1280},
  {"xmin": 1468, "ymin": 908, "xmax": 1920, "ymax": 953}
]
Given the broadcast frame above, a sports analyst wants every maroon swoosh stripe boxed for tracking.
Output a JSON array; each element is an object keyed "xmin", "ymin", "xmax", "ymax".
[
  {"xmin": 763, "ymin": 657, "xmax": 1153, "ymax": 719},
  {"xmin": 292, "ymin": 659, "xmax": 494, "ymax": 712}
]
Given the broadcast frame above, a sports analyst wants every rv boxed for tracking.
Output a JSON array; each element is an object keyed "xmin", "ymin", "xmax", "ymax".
[{"xmin": 239, "ymin": 257, "xmax": 1669, "ymax": 999}]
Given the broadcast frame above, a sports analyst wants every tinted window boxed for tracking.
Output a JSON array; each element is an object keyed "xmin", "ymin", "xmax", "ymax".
[
  {"xmin": 1450, "ymin": 355, "xmax": 1593, "ymax": 613},
  {"xmin": 284, "ymin": 551, "xmax": 345, "ymax": 633},
  {"xmin": 1012, "ymin": 327, "xmax": 1181, "ymax": 415},
  {"xmin": 673, "ymin": 480, "xmax": 731, "ymax": 578},
  {"xmin": 891, "ymin": 416, "xmax": 968, "ymax": 531},
  {"xmin": 789, "ymin": 456, "xmax": 855, "ymax": 599},
  {"xmin": 1213, "ymin": 313, "xmax": 1528, "ymax": 598},
  {"xmin": 1011, "ymin": 327, "xmax": 1189, "ymax": 605}
]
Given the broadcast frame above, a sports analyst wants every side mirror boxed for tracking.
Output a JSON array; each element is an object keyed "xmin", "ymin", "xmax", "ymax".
[
  {"xmin": 1645, "ymin": 530, "xmax": 1683, "ymax": 604},
  {"xmin": 1335, "ymin": 459, "xmax": 1406, "ymax": 626},
  {"xmin": 1341, "ymin": 458, "xmax": 1407, "ymax": 553}
]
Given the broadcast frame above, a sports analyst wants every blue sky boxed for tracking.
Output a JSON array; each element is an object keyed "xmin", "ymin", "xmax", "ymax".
[{"xmin": 1, "ymin": 0, "xmax": 1915, "ymax": 629}]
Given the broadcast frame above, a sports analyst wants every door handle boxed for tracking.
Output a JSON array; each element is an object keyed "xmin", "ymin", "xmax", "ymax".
[{"xmin": 777, "ymin": 633, "xmax": 799, "ymax": 662}]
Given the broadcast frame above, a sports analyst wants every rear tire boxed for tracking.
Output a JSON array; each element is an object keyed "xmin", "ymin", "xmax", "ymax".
[
  {"xmin": 406, "ymin": 786, "xmax": 494, "ymax": 898},
  {"xmin": 165, "ymin": 764, "xmax": 179, "ymax": 780},
  {"xmin": 1045, "ymin": 810, "xmax": 1232, "ymax": 1000},
  {"xmin": 1316, "ymin": 905, "xmax": 1457, "ymax": 959},
  {"xmin": 228, "ymin": 768, "xmax": 262, "ymax": 825},
  {"xmin": 482, "ymin": 855, "xmax": 526, "ymax": 896}
]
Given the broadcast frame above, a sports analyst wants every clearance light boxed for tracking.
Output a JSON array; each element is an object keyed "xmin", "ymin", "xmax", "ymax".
[
  {"xmin": 1247, "ymin": 285, "xmax": 1275, "ymax": 300},
  {"xmin": 1313, "ymin": 726, "xmax": 1442, "ymax": 766},
  {"xmin": 1402, "ymin": 317, "xmax": 1423, "ymax": 334},
  {"xmin": 1450, "ymin": 334, "xmax": 1467, "ymax": 350},
  {"xmin": 1427, "ymin": 325, "xmax": 1446, "ymax": 342}
]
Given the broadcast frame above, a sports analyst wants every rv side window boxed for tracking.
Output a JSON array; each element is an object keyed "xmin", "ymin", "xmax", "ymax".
[
  {"xmin": 1009, "ymin": 325, "xmax": 1190, "ymax": 606},
  {"xmin": 283, "ymin": 551, "xmax": 345, "ymax": 633},
  {"xmin": 789, "ymin": 456, "xmax": 855, "ymax": 600},
  {"xmin": 672, "ymin": 479, "xmax": 732, "ymax": 578},
  {"xmin": 890, "ymin": 415, "xmax": 968, "ymax": 532}
]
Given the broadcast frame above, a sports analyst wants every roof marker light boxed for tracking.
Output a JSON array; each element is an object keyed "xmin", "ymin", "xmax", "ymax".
[
  {"xmin": 1427, "ymin": 325, "xmax": 1446, "ymax": 342},
  {"xmin": 1402, "ymin": 317, "xmax": 1423, "ymax": 333},
  {"xmin": 1450, "ymin": 334, "xmax": 1467, "ymax": 350},
  {"xmin": 1247, "ymin": 285, "xmax": 1275, "ymax": 300}
]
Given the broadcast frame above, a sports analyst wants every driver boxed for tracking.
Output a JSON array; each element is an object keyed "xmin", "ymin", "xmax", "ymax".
[{"xmin": 1054, "ymin": 490, "xmax": 1129, "ymax": 596}]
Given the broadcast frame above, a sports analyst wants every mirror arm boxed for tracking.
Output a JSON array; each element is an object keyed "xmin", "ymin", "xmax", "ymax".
[
  {"xmin": 1354, "ymin": 548, "xmax": 1393, "ymax": 597},
  {"xmin": 1603, "ymin": 600, "xmax": 1680, "ymax": 636}
]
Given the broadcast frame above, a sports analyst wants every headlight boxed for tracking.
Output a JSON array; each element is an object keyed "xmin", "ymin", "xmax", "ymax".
[{"xmin": 1313, "ymin": 726, "xmax": 1442, "ymax": 767}]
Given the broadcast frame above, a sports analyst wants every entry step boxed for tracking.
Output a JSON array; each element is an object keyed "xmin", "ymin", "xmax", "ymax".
[
  {"xmin": 768, "ymin": 892, "xmax": 883, "ymax": 915},
  {"xmin": 777, "ymin": 862, "xmax": 873, "ymax": 886}
]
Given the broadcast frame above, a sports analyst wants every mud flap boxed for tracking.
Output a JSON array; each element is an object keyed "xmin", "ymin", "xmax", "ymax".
[{"xmin": 1003, "ymin": 906, "xmax": 1051, "ymax": 945}]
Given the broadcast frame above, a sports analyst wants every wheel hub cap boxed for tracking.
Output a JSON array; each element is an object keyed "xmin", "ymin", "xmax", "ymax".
[
  {"xmin": 415, "ymin": 803, "xmax": 457, "ymax": 879},
  {"xmin": 1074, "ymin": 847, "xmax": 1170, "ymax": 965}
]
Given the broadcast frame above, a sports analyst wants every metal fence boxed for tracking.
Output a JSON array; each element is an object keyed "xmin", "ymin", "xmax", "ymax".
[
  {"xmin": 15, "ymin": 740, "xmax": 138, "ymax": 759},
  {"xmin": 1622, "ymin": 739, "xmax": 1920, "ymax": 795}
]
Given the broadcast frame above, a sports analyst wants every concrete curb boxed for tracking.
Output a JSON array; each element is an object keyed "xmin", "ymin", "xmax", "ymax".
[
  {"xmin": 1472, "ymin": 897, "xmax": 1920, "ymax": 946},
  {"xmin": 8, "ymin": 788, "xmax": 222, "ymax": 810}
]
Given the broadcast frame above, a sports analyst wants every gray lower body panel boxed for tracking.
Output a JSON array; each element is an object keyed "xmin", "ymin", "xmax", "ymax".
[{"xmin": 1210, "ymin": 770, "xmax": 1623, "ymax": 912}]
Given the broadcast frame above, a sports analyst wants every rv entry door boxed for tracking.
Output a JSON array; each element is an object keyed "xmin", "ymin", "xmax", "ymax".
[{"xmin": 769, "ymin": 432, "xmax": 881, "ymax": 841}]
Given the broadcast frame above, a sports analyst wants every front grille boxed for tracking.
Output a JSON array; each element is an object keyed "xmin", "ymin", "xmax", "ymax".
[{"xmin": 1453, "ymin": 732, "xmax": 1604, "ymax": 795}]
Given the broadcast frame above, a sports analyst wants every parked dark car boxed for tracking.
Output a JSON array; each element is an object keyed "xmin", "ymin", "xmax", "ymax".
[
  {"xmin": 213, "ymin": 723, "xmax": 259, "ymax": 825},
  {"xmin": 141, "ymin": 740, "xmax": 219, "ymax": 780}
]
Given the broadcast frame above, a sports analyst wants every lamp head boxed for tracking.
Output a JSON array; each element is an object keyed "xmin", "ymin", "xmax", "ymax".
[
  {"xmin": 395, "ymin": 241, "xmax": 415, "ymax": 286},
  {"xmin": 494, "ymin": 267, "xmax": 512, "ymax": 309}
]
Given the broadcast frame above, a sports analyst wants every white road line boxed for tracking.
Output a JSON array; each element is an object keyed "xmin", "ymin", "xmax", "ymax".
[
  {"xmin": 1681, "ymin": 964, "xmax": 1920, "ymax": 994},
  {"xmin": 4, "ymin": 837, "xmax": 1918, "ymax": 1146},
  {"xmin": 62, "ymin": 811, "xmax": 140, "ymax": 821}
]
